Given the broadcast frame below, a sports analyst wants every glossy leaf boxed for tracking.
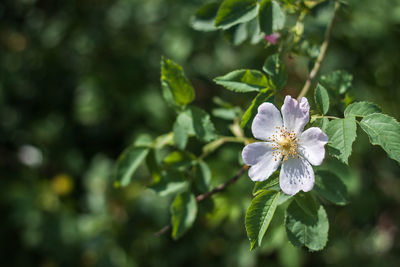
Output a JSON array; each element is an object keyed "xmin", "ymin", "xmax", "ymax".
[
  {"xmin": 360, "ymin": 113, "xmax": 400, "ymax": 164},
  {"xmin": 171, "ymin": 192, "xmax": 198, "ymax": 240},
  {"xmin": 214, "ymin": 69, "xmax": 269, "ymax": 93},
  {"xmin": 214, "ymin": 0, "xmax": 258, "ymax": 29},
  {"xmin": 245, "ymin": 190, "xmax": 280, "ymax": 249}
]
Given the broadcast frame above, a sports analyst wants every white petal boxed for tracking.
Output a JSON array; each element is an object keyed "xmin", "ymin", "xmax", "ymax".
[
  {"xmin": 281, "ymin": 96, "xmax": 310, "ymax": 135},
  {"xmin": 298, "ymin": 127, "xmax": 329, "ymax": 166},
  {"xmin": 251, "ymin": 102, "xmax": 283, "ymax": 141},
  {"xmin": 279, "ymin": 157, "xmax": 314, "ymax": 195},
  {"xmin": 242, "ymin": 142, "xmax": 281, "ymax": 182}
]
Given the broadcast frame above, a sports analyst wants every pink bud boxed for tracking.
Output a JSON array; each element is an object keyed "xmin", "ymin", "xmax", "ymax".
[{"xmin": 264, "ymin": 33, "xmax": 280, "ymax": 45}]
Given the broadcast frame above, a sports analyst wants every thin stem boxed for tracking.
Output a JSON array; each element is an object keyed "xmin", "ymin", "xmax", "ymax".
[
  {"xmin": 297, "ymin": 1, "xmax": 340, "ymax": 100},
  {"xmin": 312, "ymin": 115, "xmax": 340, "ymax": 120},
  {"xmin": 154, "ymin": 165, "xmax": 248, "ymax": 237}
]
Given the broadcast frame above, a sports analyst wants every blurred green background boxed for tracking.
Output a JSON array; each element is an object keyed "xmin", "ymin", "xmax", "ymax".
[{"xmin": 1, "ymin": 0, "xmax": 400, "ymax": 266}]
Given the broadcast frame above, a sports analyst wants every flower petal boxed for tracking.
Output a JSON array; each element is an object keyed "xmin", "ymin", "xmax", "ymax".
[
  {"xmin": 281, "ymin": 96, "xmax": 310, "ymax": 135},
  {"xmin": 242, "ymin": 142, "xmax": 281, "ymax": 182},
  {"xmin": 298, "ymin": 127, "xmax": 329, "ymax": 166},
  {"xmin": 279, "ymin": 157, "xmax": 314, "ymax": 195},
  {"xmin": 251, "ymin": 102, "xmax": 283, "ymax": 141}
]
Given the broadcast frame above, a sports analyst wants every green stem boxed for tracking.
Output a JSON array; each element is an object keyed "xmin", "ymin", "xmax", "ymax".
[
  {"xmin": 297, "ymin": 1, "xmax": 340, "ymax": 100},
  {"xmin": 312, "ymin": 115, "xmax": 341, "ymax": 120}
]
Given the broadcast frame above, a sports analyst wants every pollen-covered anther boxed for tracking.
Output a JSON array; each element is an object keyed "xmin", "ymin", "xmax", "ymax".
[{"xmin": 269, "ymin": 127, "xmax": 299, "ymax": 161}]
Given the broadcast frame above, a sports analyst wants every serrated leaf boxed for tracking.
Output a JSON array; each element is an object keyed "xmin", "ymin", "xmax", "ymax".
[
  {"xmin": 241, "ymin": 89, "xmax": 274, "ymax": 128},
  {"xmin": 194, "ymin": 161, "xmax": 211, "ymax": 193},
  {"xmin": 173, "ymin": 119, "xmax": 189, "ymax": 150},
  {"xmin": 245, "ymin": 190, "xmax": 280, "ymax": 250},
  {"xmin": 263, "ymin": 54, "xmax": 287, "ymax": 90},
  {"xmin": 314, "ymin": 84, "xmax": 330, "ymax": 115},
  {"xmin": 325, "ymin": 117, "xmax": 357, "ymax": 164},
  {"xmin": 315, "ymin": 170, "xmax": 348, "ymax": 205},
  {"xmin": 171, "ymin": 192, "xmax": 198, "ymax": 240},
  {"xmin": 161, "ymin": 57, "xmax": 195, "ymax": 107},
  {"xmin": 320, "ymin": 70, "xmax": 352, "ymax": 94},
  {"xmin": 214, "ymin": 69, "xmax": 269, "ymax": 93},
  {"xmin": 258, "ymin": 0, "xmax": 285, "ymax": 35},
  {"xmin": 360, "ymin": 113, "xmax": 400, "ymax": 164},
  {"xmin": 285, "ymin": 201, "xmax": 329, "ymax": 251},
  {"xmin": 344, "ymin": 101, "xmax": 381, "ymax": 118},
  {"xmin": 150, "ymin": 170, "xmax": 189, "ymax": 197},
  {"xmin": 214, "ymin": 0, "xmax": 258, "ymax": 30},
  {"xmin": 115, "ymin": 146, "xmax": 149, "ymax": 186},
  {"xmin": 252, "ymin": 172, "xmax": 279, "ymax": 195},
  {"xmin": 190, "ymin": 2, "xmax": 220, "ymax": 32}
]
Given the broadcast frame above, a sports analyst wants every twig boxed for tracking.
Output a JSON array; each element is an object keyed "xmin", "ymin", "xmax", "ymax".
[
  {"xmin": 297, "ymin": 1, "xmax": 341, "ymax": 100},
  {"xmin": 154, "ymin": 165, "xmax": 249, "ymax": 237}
]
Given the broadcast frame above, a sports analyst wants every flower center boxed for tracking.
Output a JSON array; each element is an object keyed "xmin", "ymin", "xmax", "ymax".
[{"xmin": 267, "ymin": 126, "xmax": 299, "ymax": 161}]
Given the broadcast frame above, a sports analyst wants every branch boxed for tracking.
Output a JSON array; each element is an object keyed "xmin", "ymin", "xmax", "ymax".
[
  {"xmin": 297, "ymin": 1, "xmax": 341, "ymax": 100},
  {"xmin": 154, "ymin": 165, "xmax": 248, "ymax": 237}
]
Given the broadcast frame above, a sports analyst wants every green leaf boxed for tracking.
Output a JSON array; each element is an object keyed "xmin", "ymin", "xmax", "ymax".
[
  {"xmin": 115, "ymin": 146, "xmax": 149, "ymax": 187},
  {"xmin": 190, "ymin": 106, "xmax": 217, "ymax": 142},
  {"xmin": 315, "ymin": 170, "xmax": 348, "ymax": 205},
  {"xmin": 150, "ymin": 170, "xmax": 189, "ymax": 197},
  {"xmin": 164, "ymin": 151, "xmax": 195, "ymax": 171},
  {"xmin": 344, "ymin": 101, "xmax": 381, "ymax": 118},
  {"xmin": 223, "ymin": 23, "xmax": 248, "ymax": 46},
  {"xmin": 190, "ymin": 2, "xmax": 220, "ymax": 32},
  {"xmin": 247, "ymin": 17, "xmax": 264, "ymax": 44},
  {"xmin": 171, "ymin": 192, "xmax": 198, "ymax": 240},
  {"xmin": 263, "ymin": 54, "xmax": 287, "ymax": 90},
  {"xmin": 245, "ymin": 190, "xmax": 280, "ymax": 250},
  {"xmin": 212, "ymin": 107, "xmax": 240, "ymax": 120},
  {"xmin": 314, "ymin": 84, "xmax": 330, "ymax": 115},
  {"xmin": 161, "ymin": 57, "xmax": 195, "ymax": 107},
  {"xmin": 241, "ymin": 89, "xmax": 274, "ymax": 128},
  {"xmin": 252, "ymin": 172, "xmax": 279, "ymax": 195},
  {"xmin": 214, "ymin": 0, "xmax": 258, "ymax": 30},
  {"xmin": 320, "ymin": 70, "xmax": 352, "ymax": 94},
  {"xmin": 214, "ymin": 69, "xmax": 269, "ymax": 93},
  {"xmin": 258, "ymin": 0, "xmax": 285, "ymax": 35},
  {"xmin": 360, "ymin": 113, "xmax": 400, "ymax": 164},
  {"xmin": 194, "ymin": 160, "xmax": 211, "ymax": 193},
  {"xmin": 294, "ymin": 192, "xmax": 318, "ymax": 219},
  {"xmin": 325, "ymin": 117, "xmax": 357, "ymax": 164},
  {"xmin": 285, "ymin": 201, "xmax": 329, "ymax": 251},
  {"xmin": 176, "ymin": 106, "xmax": 217, "ymax": 142},
  {"xmin": 173, "ymin": 119, "xmax": 189, "ymax": 150}
]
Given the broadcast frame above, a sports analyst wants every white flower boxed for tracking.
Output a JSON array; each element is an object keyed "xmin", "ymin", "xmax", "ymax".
[{"xmin": 242, "ymin": 95, "xmax": 328, "ymax": 195}]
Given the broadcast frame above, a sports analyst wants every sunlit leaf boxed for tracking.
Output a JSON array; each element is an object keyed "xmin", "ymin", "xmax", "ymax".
[
  {"xmin": 314, "ymin": 84, "xmax": 330, "ymax": 115},
  {"xmin": 214, "ymin": 69, "xmax": 269, "ymax": 93},
  {"xmin": 344, "ymin": 101, "xmax": 381, "ymax": 118},
  {"xmin": 326, "ymin": 117, "xmax": 357, "ymax": 164},
  {"xmin": 115, "ymin": 146, "xmax": 149, "ymax": 186},
  {"xmin": 258, "ymin": 0, "xmax": 285, "ymax": 35}
]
